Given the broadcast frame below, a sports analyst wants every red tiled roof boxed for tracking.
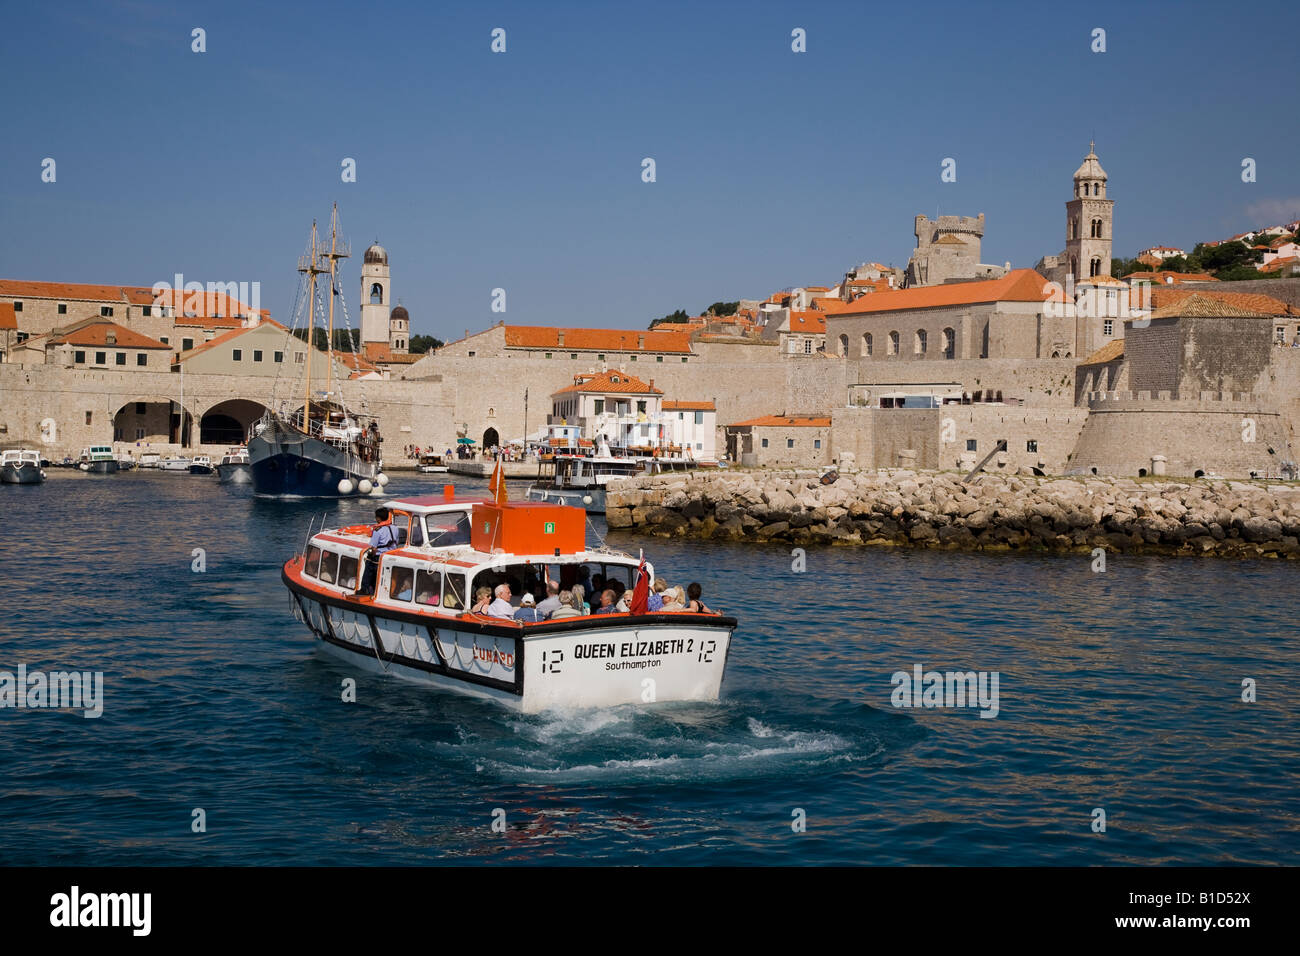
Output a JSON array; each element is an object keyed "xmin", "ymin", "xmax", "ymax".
[
  {"xmin": 1259, "ymin": 256, "xmax": 1299, "ymax": 273},
  {"xmin": 0, "ymin": 302, "xmax": 15, "ymax": 331},
  {"xmin": 729, "ymin": 415, "xmax": 830, "ymax": 428},
  {"xmin": 1079, "ymin": 340, "xmax": 1124, "ymax": 365},
  {"xmin": 788, "ymin": 310, "xmax": 826, "ymax": 333},
  {"xmin": 504, "ymin": 326, "xmax": 693, "ymax": 354},
  {"xmin": 1150, "ymin": 288, "xmax": 1295, "ymax": 315},
  {"xmin": 663, "ymin": 400, "xmax": 715, "ymax": 411},
  {"xmin": 49, "ymin": 319, "xmax": 170, "ymax": 350},
  {"xmin": 553, "ymin": 370, "xmax": 662, "ymax": 396},
  {"xmin": 1123, "ymin": 271, "xmax": 1218, "ymax": 284},
  {"xmin": 823, "ymin": 269, "xmax": 1055, "ymax": 315},
  {"xmin": 810, "ymin": 297, "xmax": 841, "ymax": 311},
  {"xmin": 140, "ymin": 287, "xmax": 265, "ymax": 319},
  {"xmin": 0, "ymin": 280, "xmax": 128, "ymax": 302}
]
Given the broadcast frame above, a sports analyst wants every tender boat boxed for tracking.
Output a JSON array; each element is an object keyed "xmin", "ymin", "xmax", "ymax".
[
  {"xmin": 78, "ymin": 446, "xmax": 119, "ymax": 474},
  {"xmin": 158, "ymin": 456, "xmax": 193, "ymax": 472},
  {"xmin": 417, "ymin": 452, "xmax": 449, "ymax": 474},
  {"xmin": 189, "ymin": 455, "xmax": 215, "ymax": 475},
  {"xmin": 216, "ymin": 447, "xmax": 252, "ymax": 484},
  {"xmin": 281, "ymin": 484, "xmax": 737, "ymax": 712},
  {"xmin": 0, "ymin": 449, "xmax": 46, "ymax": 484}
]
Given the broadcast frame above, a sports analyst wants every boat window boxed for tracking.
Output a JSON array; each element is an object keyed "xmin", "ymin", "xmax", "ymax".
[
  {"xmin": 409, "ymin": 516, "xmax": 424, "ymax": 547},
  {"xmin": 426, "ymin": 511, "xmax": 471, "ymax": 547},
  {"xmin": 338, "ymin": 555, "xmax": 358, "ymax": 590},
  {"xmin": 389, "ymin": 566, "xmax": 415, "ymax": 602},
  {"xmin": 442, "ymin": 574, "xmax": 465, "ymax": 611},
  {"xmin": 305, "ymin": 546, "xmax": 322, "ymax": 578},
  {"xmin": 415, "ymin": 569, "xmax": 442, "ymax": 606},
  {"xmin": 319, "ymin": 550, "xmax": 339, "ymax": 584}
]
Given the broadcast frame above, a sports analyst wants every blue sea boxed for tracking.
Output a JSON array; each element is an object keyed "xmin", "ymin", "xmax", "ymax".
[{"xmin": 2, "ymin": 469, "xmax": 1298, "ymax": 865}]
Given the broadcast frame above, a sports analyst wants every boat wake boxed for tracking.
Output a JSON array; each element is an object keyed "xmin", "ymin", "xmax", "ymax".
[{"xmin": 460, "ymin": 705, "xmax": 878, "ymax": 785}]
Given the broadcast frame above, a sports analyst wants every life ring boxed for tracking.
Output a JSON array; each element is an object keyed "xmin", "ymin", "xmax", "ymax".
[{"xmin": 340, "ymin": 524, "xmax": 374, "ymax": 536}]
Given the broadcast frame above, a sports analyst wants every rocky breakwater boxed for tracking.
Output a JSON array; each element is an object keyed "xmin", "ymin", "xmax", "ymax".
[{"xmin": 604, "ymin": 470, "xmax": 1300, "ymax": 559}]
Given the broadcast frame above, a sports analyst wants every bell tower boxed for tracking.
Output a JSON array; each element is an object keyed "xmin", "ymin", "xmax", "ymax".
[
  {"xmin": 359, "ymin": 242, "xmax": 390, "ymax": 345},
  {"xmin": 1064, "ymin": 143, "xmax": 1113, "ymax": 280}
]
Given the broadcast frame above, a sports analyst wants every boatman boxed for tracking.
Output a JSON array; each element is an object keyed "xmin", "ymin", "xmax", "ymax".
[{"xmin": 361, "ymin": 507, "xmax": 401, "ymax": 595}]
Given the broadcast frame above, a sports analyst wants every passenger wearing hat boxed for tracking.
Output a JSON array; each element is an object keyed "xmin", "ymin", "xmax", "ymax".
[
  {"xmin": 513, "ymin": 591, "xmax": 543, "ymax": 622},
  {"xmin": 660, "ymin": 587, "xmax": 686, "ymax": 612}
]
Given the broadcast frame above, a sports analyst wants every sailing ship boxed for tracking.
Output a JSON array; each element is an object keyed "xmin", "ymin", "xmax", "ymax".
[
  {"xmin": 282, "ymin": 464, "xmax": 737, "ymax": 711},
  {"xmin": 248, "ymin": 206, "xmax": 387, "ymax": 498}
]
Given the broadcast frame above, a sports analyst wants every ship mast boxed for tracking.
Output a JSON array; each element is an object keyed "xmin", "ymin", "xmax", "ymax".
[
  {"xmin": 321, "ymin": 203, "xmax": 351, "ymax": 411},
  {"xmin": 298, "ymin": 221, "xmax": 328, "ymax": 431}
]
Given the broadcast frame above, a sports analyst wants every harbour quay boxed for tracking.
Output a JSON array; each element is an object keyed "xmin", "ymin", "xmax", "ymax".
[{"xmin": 605, "ymin": 469, "xmax": 1300, "ymax": 558}]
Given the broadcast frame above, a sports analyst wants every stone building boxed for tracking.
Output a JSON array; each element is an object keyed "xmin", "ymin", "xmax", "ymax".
[
  {"xmin": 725, "ymin": 415, "xmax": 832, "ymax": 468},
  {"xmin": 904, "ymin": 214, "xmax": 1007, "ymax": 287},
  {"xmin": 1037, "ymin": 143, "xmax": 1114, "ymax": 285},
  {"xmin": 550, "ymin": 370, "xmax": 664, "ymax": 449}
]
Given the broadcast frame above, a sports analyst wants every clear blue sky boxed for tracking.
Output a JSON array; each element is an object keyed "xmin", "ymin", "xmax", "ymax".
[{"xmin": 1, "ymin": 0, "xmax": 1296, "ymax": 341}]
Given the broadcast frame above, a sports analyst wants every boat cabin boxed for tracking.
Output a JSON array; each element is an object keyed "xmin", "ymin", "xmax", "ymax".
[
  {"xmin": 1, "ymin": 449, "xmax": 40, "ymax": 467},
  {"xmin": 296, "ymin": 492, "xmax": 649, "ymax": 621}
]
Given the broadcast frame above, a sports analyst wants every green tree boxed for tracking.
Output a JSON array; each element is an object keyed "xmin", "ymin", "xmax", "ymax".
[
  {"xmin": 703, "ymin": 300, "xmax": 739, "ymax": 316},
  {"xmin": 650, "ymin": 309, "xmax": 689, "ymax": 328},
  {"xmin": 408, "ymin": 334, "xmax": 444, "ymax": 354},
  {"xmin": 1112, "ymin": 257, "xmax": 1150, "ymax": 276},
  {"xmin": 1161, "ymin": 255, "xmax": 1188, "ymax": 273}
]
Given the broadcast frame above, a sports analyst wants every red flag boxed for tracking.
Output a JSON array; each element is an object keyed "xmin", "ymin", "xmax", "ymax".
[
  {"xmin": 490, "ymin": 455, "xmax": 507, "ymax": 504},
  {"xmin": 629, "ymin": 554, "xmax": 648, "ymax": 615}
]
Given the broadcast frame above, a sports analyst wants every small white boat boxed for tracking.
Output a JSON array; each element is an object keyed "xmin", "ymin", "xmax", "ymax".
[
  {"xmin": 138, "ymin": 453, "xmax": 162, "ymax": 469},
  {"xmin": 158, "ymin": 456, "xmax": 193, "ymax": 472},
  {"xmin": 1, "ymin": 449, "xmax": 46, "ymax": 485},
  {"xmin": 217, "ymin": 447, "xmax": 252, "ymax": 484},
  {"xmin": 283, "ymin": 488, "xmax": 736, "ymax": 712},
  {"xmin": 417, "ymin": 453, "xmax": 449, "ymax": 473},
  {"xmin": 189, "ymin": 455, "xmax": 215, "ymax": 475},
  {"xmin": 78, "ymin": 446, "xmax": 119, "ymax": 474}
]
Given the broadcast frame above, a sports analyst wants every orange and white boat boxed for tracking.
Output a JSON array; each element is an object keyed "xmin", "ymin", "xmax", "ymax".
[{"xmin": 280, "ymin": 471, "xmax": 736, "ymax": 712}]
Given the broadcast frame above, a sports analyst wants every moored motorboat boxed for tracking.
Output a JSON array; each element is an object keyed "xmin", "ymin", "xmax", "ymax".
[
  {"xmin": 417, "ymin": 452, "xmax": 449, "ymax": 473},
  {"xmin": 216, "ymin": 446, "xmax": 252, "ymax": 484},
  {"xmin": 189, "ymin": 455, "xmax": 215, "ymax": 475},
  {"xmin": 78, "ymin": 446, "xmax": 119, "ymax": 474},
  {"xmin": 138, "ymin": 453, "xmax": 162, "ymax": 469},
  {"xmin": 158, "ymin": 456, "xmax": 193, "ymax": 472},
  {"xmin": 281, "ymin": 485, "xmax": 736, "ymax": 712},
  {"xmin": 0, "ymin": 449, "xmax": 46, "ymax": 484}
]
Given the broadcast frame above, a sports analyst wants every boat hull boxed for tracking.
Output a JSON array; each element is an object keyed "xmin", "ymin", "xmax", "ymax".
[
  {"xmin": 0, "ymin": 465, "xmax": 45, "ymax": 484},
  {"xmin": 249, "ymin": 421, "xmax": 380, "ymax": 498},
  {"xmin": 284, "ymin": 570, "xmax": 734, "ymax": 712},
  {"xmin": 83, "ymin": 460, "xmax": 119, "ymax": 474},
  {"xmin": 189, "ymin": 464, "xmax": 215, "ymax": 475},
  {"xmin": 216, "ymin": 463, "xmax": 252, "ymax": 484},
  {"xmin": 526, "ymin": 485, "xmax": 607, "ymax": 514}
]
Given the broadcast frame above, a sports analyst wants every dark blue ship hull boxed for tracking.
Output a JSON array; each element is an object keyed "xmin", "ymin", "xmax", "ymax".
[{"xmin": 249, "ymin": 452, "xmax": 362, "ymax": 498}]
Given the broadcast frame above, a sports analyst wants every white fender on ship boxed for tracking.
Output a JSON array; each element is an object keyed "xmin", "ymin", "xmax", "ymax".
[
  {"xmin": 338, "ymin": 478, "xmax": 355, "ymax": 495},
  {"xmin": 582, "ymin": 494, "xmax": 593, "ymax": 505},
  {"xmin": 358, "ymin": 479, "xmax": 373, "ymax": 494},
  {"xmin": 376, "ymin": 472, "xmax": 389, "ymax": 486}
]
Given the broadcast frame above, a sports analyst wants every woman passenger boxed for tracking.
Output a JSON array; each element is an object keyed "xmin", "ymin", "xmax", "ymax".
[{"xmin": 470, "ymin": 586, "xmax": 492, "ymax": 615}]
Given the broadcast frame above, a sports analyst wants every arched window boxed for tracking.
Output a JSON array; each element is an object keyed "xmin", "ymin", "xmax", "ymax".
[
  {"xmin": 888, "ymin": 331, "xmax": 899, "ymax": 355},
  {"xmin": 942, "ymin": 327, "xmax": 955, "ymax": 359},
  {"xmin": 369, "ymin": 282, "xmax": 383, "ymax": 304},
  {"xmin": 1089, "ymin": 257, "xmax": 1102, "ymax": 277},
  {"xmin": 1091, "ymin": 218, "xmax": 1103, "ymax": 238},
  {"xmin": 862, "ymin": 332, "xmax": 873, "ymax": 357},
  {"xmin": 1070, "ymin": 218, "xmax": 1078, "ymax": 240},
  {"xmin": 914, "ymin": 329, "xmax": 927, "ymax": 355},
  {"xmin": 838, "ymin": 334, "xmax": 848, "ymax": 357},
  {"xmin": 1070, "ymin": 256, "xmax": 1078, "ymax": 278},
  {"xmin": 1083, "ymin": 183, "xmax": 1090, "ymax": 196}
]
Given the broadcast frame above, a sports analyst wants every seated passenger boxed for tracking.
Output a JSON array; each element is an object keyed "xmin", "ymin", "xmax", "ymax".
[
  {"xmin": 390, "ymin": 569, "xmax": 414, "ymax": 601},
  {"xmin": 660, "ymin": 587, "xmax": 686, "ymax": 612},
  {"xmin": 594, "ymin": 589, "xmax": 618, "ymax": 614},
  {"xmin": 415, "ymin": 581, "xmax": 439, "ymax": 605},
  {"xmin": 571, "ymin": 583, "xmax": 590, "ymax": 615},
  {"xmin": 536, "ymin": 580, "xmax": 562, "ymax": 618},
  {"xmin": 514, "ymin": 593, "xmax": 542, "ymax": 623},
  {"xmin": 610, "ymin": 580, "xmax": 629, "ymax": 612},
  {"xmin": 487, "ymin": 583, "xmax": 515, "ymax": 619},
  {"xmin": 686, "ymin": 581, "xmax": 711, "ymax": 613},
  {"xmin": 550, "ymin": 590, "xmax": 583, "ymax": 619},
  {"xmin": 470, "ymin": 586, "xmax": 492, "ymax": 615},
  {"xmin": 648, "ymin": 578, "xmax": 667, "ymax": 612}
]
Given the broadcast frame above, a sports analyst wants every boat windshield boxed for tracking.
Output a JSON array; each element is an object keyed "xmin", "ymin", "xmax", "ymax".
[{"xmin": 424, "ymin": 511, "xmax": 472, "ymax": 547}]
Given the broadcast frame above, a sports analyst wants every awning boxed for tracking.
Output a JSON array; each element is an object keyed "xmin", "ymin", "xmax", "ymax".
[{"xmin": 457, "ymin": 438, "xmax": 476, "ymax": 444}]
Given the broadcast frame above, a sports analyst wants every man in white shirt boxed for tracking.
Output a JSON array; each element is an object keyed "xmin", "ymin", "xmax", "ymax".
[{"xmin": 487, "ymin": 583, "xmax": 515, "ymax": 619}]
